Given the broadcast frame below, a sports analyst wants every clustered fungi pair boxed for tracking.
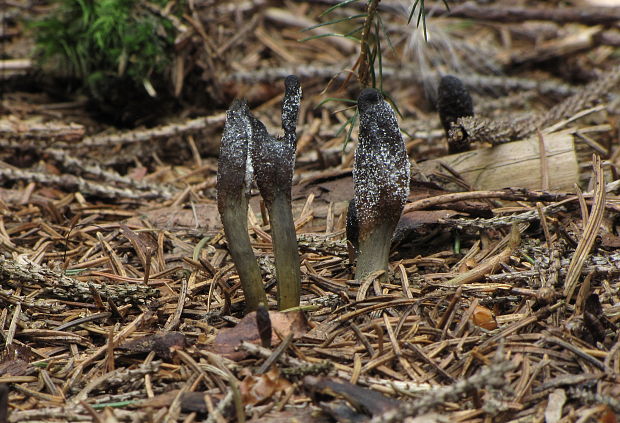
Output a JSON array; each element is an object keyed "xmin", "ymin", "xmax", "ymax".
[
  {"xmin": 216, "ymin": 76, "xmax": 301, "ymax": 312},
  {"xmin": 218, "ymin": 78, "xmax": 413, "ymax": 311}
]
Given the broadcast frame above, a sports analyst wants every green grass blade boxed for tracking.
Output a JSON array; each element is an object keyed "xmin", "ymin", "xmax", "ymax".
[
  {"xmin": 377, "ymin": 14, "xmax": 396, "ymax": 54},
  {"xmin": 335, "ymin": 111, "xmax": 357, "ymax": 137},
  {"xmin": 299, "ymin": 32, "xmax": 361, "ymax": 43},
  {"xmin": 408, "ymin": 0, "xmax": 429, "ymax": 41},
  {"xmin": 339, "ymin": 111, "xmax": 359, "ymax": 150},
  {"xmin": 316, "ymin": 97, "xmax": 358, "ymax": 108},
  {"xmin": 374, "ymin": 20, "xmax": 383, "ymax": 91},
  {"xmin": 382, "ymin": 91, "xmax": 404, "ymax": 119},
  {"xmin": 320, "ymin": 0, "xmax": 361, "ymax": 17},
  {"xmin": 408, "ymin": 0, "xmax": 421, "ymax": 24},
  {"xmin": 301, "ymin": 14, "xmax": 367, "ymax": 32}
]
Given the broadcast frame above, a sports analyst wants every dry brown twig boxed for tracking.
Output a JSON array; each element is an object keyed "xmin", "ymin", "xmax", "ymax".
[
  {"xmin": 0, "ymin": 167, "xmax": 167, "ymax": 200},
  {"xmin": 79, "ymin": 114, "xmax": 226, "ymax": 148},
  {"xmin": 564, "ymin": 155, "xmax": 606, "ymax": 300},
  {"xmin": 0, "ymin": 255, "xmax": 159, "ymax": 304}
]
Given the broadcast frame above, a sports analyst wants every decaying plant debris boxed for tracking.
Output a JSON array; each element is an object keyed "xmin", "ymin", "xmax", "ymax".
[{"xmin": 2, "ymin": 1, "xmax": 620, "ymax": 422}]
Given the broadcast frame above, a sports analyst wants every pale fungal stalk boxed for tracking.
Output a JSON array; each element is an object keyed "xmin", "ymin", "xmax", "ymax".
[
  {"xmin": 216, "ymin": 99, "xmax": 267, "ymax": 312},
  {"xmin": 251, "ymin": 76, "xmax": 302, "ymax": 310},
  {"xmin": 353, "ymin": 88, "xmax": 410, "ymax": 281}
]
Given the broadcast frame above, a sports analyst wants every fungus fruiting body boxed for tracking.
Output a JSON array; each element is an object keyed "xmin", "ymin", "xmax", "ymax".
[
  {"xmin": 346, "ymin": 198, "xmax": 360, "ymax": 259},
  {"xmin": 281, "ymin": 75, "xmax": 302, "ymax": 148},
  {"xmin": 216, "ymin": 99, "xmax": 267, "ymax": 312},
  {"xmin": 251, "ymin": 76, "xmax": 302, "ymax": 310},
  {"xmin": 353, "ymin": 88, "xmax": 410, "ymax": 281},
  {"xmin": 437, "ymin": 75, "xmax": 474, "ymax": 154}
]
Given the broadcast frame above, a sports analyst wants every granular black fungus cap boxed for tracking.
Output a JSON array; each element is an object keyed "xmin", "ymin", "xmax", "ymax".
[
  {"xmin": 216, "ymin": 99, "xmax": 254, "ymax": 211},
  {"xmin": 252, "ymin": 75, "xmax": 301, "ymax": 205},
  {"xmin": 281, "ymin": 75, "xmax": 302, "ymax": 146},
  {"xmin": 437, "ymin": 75, "xmax": 474, "ymax": 134},
  {"xmin": 353, "ymin": 88, "xmax": 410, "ymax": 237},
  {"xmin": 357, "ymin": 88, "xmax": 382, "ymax": 113},
  {"xmin": 251, "ymin": 117, "xmax": 295, "ymax": 205}
]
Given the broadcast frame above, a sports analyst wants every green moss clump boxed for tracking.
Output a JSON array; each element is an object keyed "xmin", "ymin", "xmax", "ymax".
[{"xmin": 32, "ymin": 0, "xmax": 182, "ymax": 124}]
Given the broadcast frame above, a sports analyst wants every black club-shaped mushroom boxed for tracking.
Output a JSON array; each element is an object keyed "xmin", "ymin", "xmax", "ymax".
[
  {"xmin": 437, "ymin": 75, "xmax": 474, "ymax": 154},
  {"xmin": 353, "ymin": 88, "xmax": 410, "ymax": 281},
  {"xmin": 216, "ymin": 99, "xmax": 268, "ymax": 312},
  {"xmin": 251, "ymin": 75, "xmax": 302, "ymax": 310}
]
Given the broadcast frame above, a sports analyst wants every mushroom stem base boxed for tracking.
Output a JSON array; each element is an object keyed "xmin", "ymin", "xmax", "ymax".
[
  {"xmin": 268, "ymin": 194, "xmax": 302, "ymax": 310},
  {"xmin": 355, "ymin": 221, "xmax": 395, "ymax": 282},
  {"xmin": 221, "ymin": 196, "xmax": 268, "ymax": 312}
]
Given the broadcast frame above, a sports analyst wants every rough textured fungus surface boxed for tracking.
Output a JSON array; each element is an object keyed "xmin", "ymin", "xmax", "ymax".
[
  {"xmin": 437, "ymin": 75, "xmax": 474, "ymax": 135},
  {"xmin": 216, "ymin": 99, "xmax": 254, "ymax": 209},
  {"xmin": 346, "ymin": 198, "xmax": 359, "ymax": 254},
  {"xmin": 353, "ymin": 89, "xmax": 410, "ymax": 237},
  {"xmin": 281, "ymin": 75, "xmax": 302, "ymax": 148},
  {"xmin": 251, "ymin": 75, "xmax": 301, "ymax": 205},
  {"xmin": 251, "ymin": 117, "xmax": 296, "ymax": 205}
]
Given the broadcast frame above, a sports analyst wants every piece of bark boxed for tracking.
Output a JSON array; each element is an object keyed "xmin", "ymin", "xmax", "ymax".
[
  {"xmin": 428, "ymin": 2, "xmax": 620, "ymax": 25},
  {"xmin": 420, "ymin": 129, "xmax": 579, "ymax": 191}
]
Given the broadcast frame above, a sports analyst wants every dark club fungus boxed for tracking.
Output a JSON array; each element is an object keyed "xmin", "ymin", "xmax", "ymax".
[
  {"xmin": 217, "ymin": 99, "xmax": 268, "ymax": 312},
  {"xmin": 437, "ymin": 75, "xmax": 474, "ymax": 154},
  {"xmin": 346, "ymin": 198, "xmax": 359, "ymax": 261},
  {"xmin": 353, "ymin": 88, "xmax": 410, "ymax": 281},
  {"xmin": 251, "ymin": 75, "xmax": 302, "ymax": 310}
]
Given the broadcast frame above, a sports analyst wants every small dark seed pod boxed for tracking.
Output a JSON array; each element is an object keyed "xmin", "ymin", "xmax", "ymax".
[
  {"xmin": 437, "ymin": 75, "xmax": 474, "ymax": 154},
  {"xmin": 217, "ymin": 99, "xmax": 267, "ymax": 312},
  {"xmin": 251, "ymin": 76, "xmax": 302, "ymax": 310},
  {"xmin": 353, "ymin": 88, "xmax": 410, "ymax": 280}
]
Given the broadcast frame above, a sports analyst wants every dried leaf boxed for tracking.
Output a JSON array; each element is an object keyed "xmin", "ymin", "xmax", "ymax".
[
  {"xmin": 600, "ymin": 407, "xmax": 618, "ymax": 423},
  {"xmin": 240, "ymin": 367, "xmax": 291, "ymax": 405},
  {"xmin": 303, "ymin": 376, "xmax": 398, "ymax": 416},
  {"xmin": 472, "ymin": 306, "xmax": 498, "ymax": 330},
  {"xmin": 136, "ymin": 390, "xmax": 209, "ymax": 414},
  {"xmin": 393, "ymin": 210, "xmax": 461, "ymax": 247},
  {"xmin": 0, "ymin": 358, "xmax": 31, "ymax": 377},
  {"xmin": 213, "ymin": 311, "xmax": 308, "ymax": 360},
  {"xmin": 140, "ymin": 204, "xmax": 221, "ymax": 230},
  {"xmin": 119, "ymin": 332, "xmax": 186, "ymax": 360},
  {"xmin": 601, "ymin": 233, "xmax": 620, "ymax": 248}
]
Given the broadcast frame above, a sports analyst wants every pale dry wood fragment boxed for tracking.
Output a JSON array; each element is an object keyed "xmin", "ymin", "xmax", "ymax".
[{"xmin": 420, "ymin": 129, "xmax": 579, "ymax": 191}]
